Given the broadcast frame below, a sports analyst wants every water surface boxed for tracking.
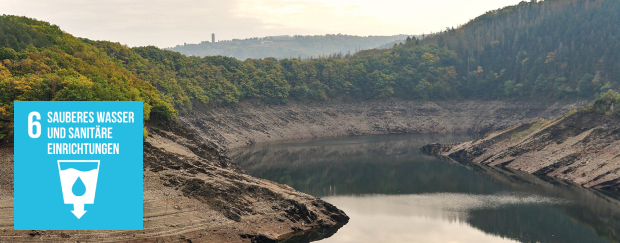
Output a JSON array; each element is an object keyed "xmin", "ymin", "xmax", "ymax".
[{"xmin": 230, "ymin": 134, "xmax": 620, "ymax": 243}]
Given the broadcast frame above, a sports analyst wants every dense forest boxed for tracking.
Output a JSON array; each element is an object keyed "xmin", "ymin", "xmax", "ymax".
[
  {"xmin": 0, "ymin": 16, "xmax": 175, "ymax": 142},
  {"xmin": 419, "ymin": 0, "xmax": 620, "ymax": 100},
  {"xmin": 167, "ymin": 34, "xmax": 410, "ymax": 60},
  {"xmin": 1, "ymin": 0, "xmax": 620, "ymax": 143}
]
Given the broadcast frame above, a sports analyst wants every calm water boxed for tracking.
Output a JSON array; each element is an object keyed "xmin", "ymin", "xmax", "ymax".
[{"xmin": 229, "ymin": 134, "xmax": 620, "ymax": 243}]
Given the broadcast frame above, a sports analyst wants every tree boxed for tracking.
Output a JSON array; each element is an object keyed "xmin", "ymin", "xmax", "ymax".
[{"xmin": 578, "ymin": 73, "xmax": 594, "ymax": 97}]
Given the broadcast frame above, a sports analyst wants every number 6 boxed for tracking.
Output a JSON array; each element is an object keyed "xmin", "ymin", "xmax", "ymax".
[{"xmin": 28, "ymin": 111, "xmax": 41, "ymax": 138}]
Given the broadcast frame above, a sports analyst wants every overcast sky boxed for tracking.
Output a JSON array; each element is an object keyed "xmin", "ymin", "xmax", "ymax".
[{"xmin": 1, "ymin": 0, "xmax": 524, "ymax": 48}]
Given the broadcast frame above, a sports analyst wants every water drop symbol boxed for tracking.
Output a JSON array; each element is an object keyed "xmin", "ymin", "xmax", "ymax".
[{"xmin": 72, "ymin": 176, "xmax": 86, "ymax": 197}]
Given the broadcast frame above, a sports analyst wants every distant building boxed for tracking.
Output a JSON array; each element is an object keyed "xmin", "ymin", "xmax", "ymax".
[{"xmin": 212, "ymin": 33, "xmax": 215, "ymax": 43}]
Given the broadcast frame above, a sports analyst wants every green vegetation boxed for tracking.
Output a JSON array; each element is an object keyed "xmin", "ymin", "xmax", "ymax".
[
  {"xmin": 98, "ymin": 41, "xmax": 458, "ymax": 108},
  {"xmin": 589, "ymin": 89, "xmax": 620, "ymax": 115},
  {"xmin": 419, "ymin": 0, "xmax": 620, "ymax": 100},
  {"xmin": 509, "ymin": 120, "xmax": 550, "ymax": 140},
  {"xmin": 91, "ymin": 37, "xmax": 458, "ymax": 113},
  {"xmin": 2, "ymin": 0, "xmax": 620, "ymax": 143},
  {"xmin": 0, "ymin": 15, "xmax": 175, "ymax": 142},
  {"xmin": 168, "ymin": 34, "xmax": 410, "ymax": 60}
]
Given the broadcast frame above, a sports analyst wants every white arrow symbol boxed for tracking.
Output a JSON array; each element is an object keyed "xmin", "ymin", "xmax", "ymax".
[{"xmin": 72, "ymin": 203, "xmax": 86, "ymax": 219}]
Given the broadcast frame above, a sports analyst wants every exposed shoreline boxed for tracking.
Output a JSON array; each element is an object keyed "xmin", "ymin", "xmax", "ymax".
[
  {"xmin": 0, "ymin": 121, "xmax": 349, "ymax": 242},
  {"xmin": 181, "ymin": 99, "xmax": 584, "ymax": 150},
  {"xmin": 422, "ymin": 108, "xmax": 620, "ymax": 191}
]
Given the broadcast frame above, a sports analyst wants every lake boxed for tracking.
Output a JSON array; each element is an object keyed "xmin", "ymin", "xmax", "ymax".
[{"xmin": 229, "ymin": 133, "xmax": 620, "ymax": 243}]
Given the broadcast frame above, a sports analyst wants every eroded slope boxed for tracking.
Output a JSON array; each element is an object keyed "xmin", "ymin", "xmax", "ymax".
[
  {"xmin": 423, "ymin": 109, "xmax": 620, "ymax": 191},
  {"xmin": 0, "ymin": 122, "xmax": 348, "ymax": 242},
  {"xmin": 182, "ymin": 100, "xmax": 583, "ymax": 150}
]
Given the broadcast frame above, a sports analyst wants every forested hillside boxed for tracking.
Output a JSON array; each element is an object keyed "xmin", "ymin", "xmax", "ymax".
[
  {"xmin": 121, "ymin": 0, "xmax": 620, "ymax": 110},
  {"xmin": 1, "ymin": 0, "xmax": 619, "ymax": 143},
  {"xmin": 99, "ymin": 42, "xmax": 457, "ymax": 109},
  {"xmin": 0, "ymin": 16, "xmax": 175, "ymax": 143},
  {"xmin": 419, "ymin": 0, "xmax": 620, "ymax": 99},
  {"xmin": 119, "ymin": 0, "xmax": 620, "ymax": 109},
  {"xmin": 167, "ymin": 34, "xmax": 410, "ymax": 60}
]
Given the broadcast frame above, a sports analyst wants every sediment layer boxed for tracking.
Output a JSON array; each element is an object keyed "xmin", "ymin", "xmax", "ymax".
[
  {"xmin": 181, "ymin": 99, "xmax": 583, "ymax": 150},
  {"xmin": 422, "ymin": 109, "xmax": 620, "ymax": 191}
]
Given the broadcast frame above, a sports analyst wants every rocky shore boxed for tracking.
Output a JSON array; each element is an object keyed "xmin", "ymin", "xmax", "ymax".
[{"xmin": 422, "ymin": 108, "xmax": 620, "ymax": 191}]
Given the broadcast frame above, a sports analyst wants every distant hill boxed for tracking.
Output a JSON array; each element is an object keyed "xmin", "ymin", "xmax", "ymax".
[{"xmin": 167, "ymin": 34, "xmax": 411, "ymax": 60}]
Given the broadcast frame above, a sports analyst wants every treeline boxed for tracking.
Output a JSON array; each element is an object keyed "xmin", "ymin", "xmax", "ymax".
[{"xmin": 97, "ymin": 42, "xmax": 457, "ymax": 115}]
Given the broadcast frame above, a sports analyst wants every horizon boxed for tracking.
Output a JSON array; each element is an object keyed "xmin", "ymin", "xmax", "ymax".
[
  {"xmin": 1, "ymin": 0, "xmax": 523, "ymax": 48},
  {"xmin": 171, "ymin": 33, "xmax": 413, "ymax": 49}
]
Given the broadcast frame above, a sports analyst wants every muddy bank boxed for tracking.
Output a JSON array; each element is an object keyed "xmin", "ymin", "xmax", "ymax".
[
  {"xmin": 422, "ymin": 109, "xmax": 620, "ymax": 191},
  {"xmin": 0, "ymin": 121, "xmax": 348, "ymax": 242},
  {"xmin": 181, "ymin": 99, "xmax": 584, "ymax": 150}
]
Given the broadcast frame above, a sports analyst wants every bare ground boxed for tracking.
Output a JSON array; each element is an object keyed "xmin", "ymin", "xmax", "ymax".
[
  {"xmin": 422, "ymin": 109, "xmax": 620, "ymax": 191},
  {"xmin": 181, "ymin": 99, "xmax": 584, "ymax": 150},
  {"xmin": 0, "ymin": 121, "xmax": 348, "ymax": 243}
]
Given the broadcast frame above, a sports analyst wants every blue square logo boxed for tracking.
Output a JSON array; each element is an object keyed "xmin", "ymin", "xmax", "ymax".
[{"xmin": 14, "ymin": 101, "xmax": 143, "ymax": 230}]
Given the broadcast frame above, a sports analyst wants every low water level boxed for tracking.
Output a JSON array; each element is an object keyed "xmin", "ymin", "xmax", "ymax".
[{"xmin": 230, "ymin": 133, "xmax": 620, "ymax": 243}]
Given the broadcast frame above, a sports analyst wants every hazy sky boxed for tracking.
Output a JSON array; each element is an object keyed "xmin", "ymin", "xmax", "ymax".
[{"xmin": 1, "ymin": 0, "xmax": 523, "ymax": 48}]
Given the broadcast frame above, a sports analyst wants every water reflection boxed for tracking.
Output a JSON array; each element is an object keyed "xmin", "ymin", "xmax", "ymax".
[{"xmin": 230, "ymin": 134, "xmax": 620, "ymax": 243}]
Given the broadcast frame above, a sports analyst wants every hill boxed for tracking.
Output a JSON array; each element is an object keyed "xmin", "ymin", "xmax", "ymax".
[
  {"xmin": 422, "ymin": 90, "xmax": 620, "ymax": 192},
  {"xmin": 167, "ymin": 34, "xmax": 411, "ymax": 60},
  {"xmin": 416, "ymin": 0, "xmax": 620, "ymax": 99},
  {"xmin": 3, "ymin": 0, "xmax": 620, "ymax": 142},
  {"xmin": 0, "ymin": 15, "xmax": 175, "ymax": 142}
]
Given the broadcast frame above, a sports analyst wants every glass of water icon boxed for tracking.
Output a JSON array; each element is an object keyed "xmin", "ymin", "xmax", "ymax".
[{"xmin": 57, "ymin": 160, "xmax": 100, "ymax": 205}]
